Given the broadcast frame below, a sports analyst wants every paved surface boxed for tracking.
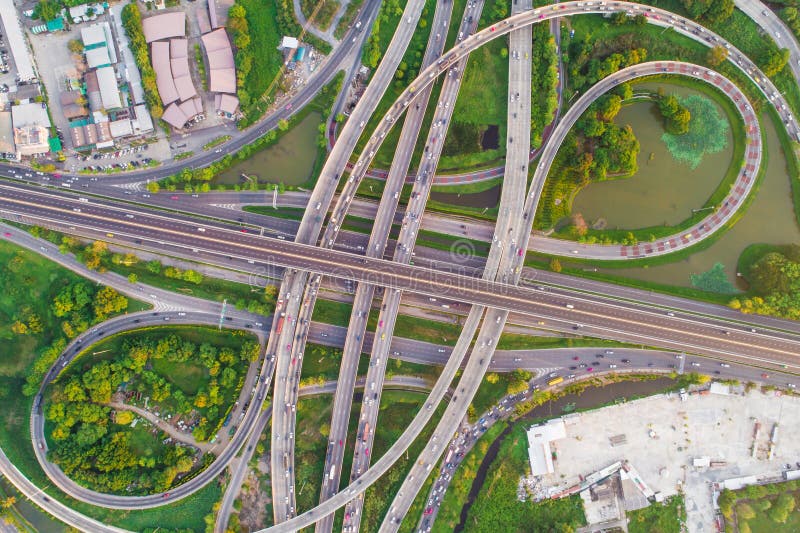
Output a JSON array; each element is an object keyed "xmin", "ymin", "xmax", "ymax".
[
  {"xmin": 541, "ymin": 388, "xmax": 800, "ymax": 533},
  {"xmin": 269, "ymin": 0, "xmax": 430, "ymax": 523},
  {"xmin": 324, "ymin": 0, "xmax": 457, "ymax": 530}
]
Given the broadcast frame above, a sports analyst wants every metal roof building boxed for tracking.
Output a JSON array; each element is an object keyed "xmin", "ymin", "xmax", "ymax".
[
  {"xmin": 526, "ymin": 419, "xmax": 566, "ymax": 477},
  {"xmin": 0, "ymin": 111, "xmax": 14, "ymax": 154},
  {"xmin": 217, "ymin": 93, "xmax": 239, "ymax": 115},
  {"xmin": 95, "ymin": 67, "xmax": 122, "ymax": 110},
  {"xmin": 201, "ymin": 28, "xmax": 236, "ymax": 94},
  {"xmin": 133, "ymin": 104, "xmax": 154, "ymax": 134},
  {"xmin": 142, "ymin": 12, "xmax": 186, "ymax": 43},
  {"xmin": 81, "ymin": 23, "xmax": 107, "ymax": 48},
  {"xmin": 85, "ymin": 46, "xmax": 112, "ymax": 68},
  {"xmin": 151, "ymin": 41, "xmax": 179, "ymax": 104},
  {"xmin": 0, "ymin": 0, "xmax": 36, "ymax": 81},
  {"xmin": 169, "ymin": 38, "xmax": 197, "ymax": 102},
  {"xmin": 11, "ymin": 102, "xmax": 51, "ymax": 129},
  {"xmin": 109, "ymin": 119, "xmax": 133, "ymax": 138}
]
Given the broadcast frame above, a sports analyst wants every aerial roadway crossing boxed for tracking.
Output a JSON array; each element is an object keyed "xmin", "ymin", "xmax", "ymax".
[{"xmin": 2, "ymin": 1, "xmax": 800, "ymax": 532}]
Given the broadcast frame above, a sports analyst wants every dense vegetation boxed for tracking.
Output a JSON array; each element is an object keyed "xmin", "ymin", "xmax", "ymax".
[
  {"xmin": 121, "ymin": 4, "xmax": 163, "ymax": 120},
  {"xmin": 732, "ymin": 244, "xmax": 800, "ymax": 320},
  {"xmin": 530, "ymin": 22, "xmax": 559, "ymax": 148},
  {"xmin": 364, "ymin": 0, "xmax": 405, "ymax": 70},
  {"xmin": 565, "ymin": 17, "xmax": 649, "ymax": 93},
  {"xmin": 44, "ymin": 327, "xmax": 258, "ymax": 494},
  {"xmin": 627, "ymin": 495, "xmax": 686, "ymax": 533},
  {"xmin": 461, "ymin": 424, "xmax": 586, "ymax": 531},
  {"xmin": 228, "ymin": 1, "xmax": 281, "ymax": 121},
  {"xmin": 660, "ymin": 93, "xmax": 729, "ymax": 169},
  {"xmin": 0, "ymin": 238, "xmax": 132, "ymax": 394},
  {"xmin": 656, "ymin": 93, "xmax": 691, "ymax": 135},
  {"xmin": 536, "ymin": 87, "xmax": 640, "ymax": 231},
  {"xmin": 718, "ymin": 479, "xmax": 800, "ymax": 531}
]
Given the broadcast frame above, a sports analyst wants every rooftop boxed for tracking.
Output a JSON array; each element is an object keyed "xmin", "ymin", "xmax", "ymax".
[{"xmin": 142, "ymin": 12, "xmax": 186, "ymax": 43}]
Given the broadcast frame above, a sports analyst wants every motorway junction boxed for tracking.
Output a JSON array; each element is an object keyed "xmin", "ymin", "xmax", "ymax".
[{"xmin": 1, "ymin": 1, "xmax": 800, "ymax": 533}]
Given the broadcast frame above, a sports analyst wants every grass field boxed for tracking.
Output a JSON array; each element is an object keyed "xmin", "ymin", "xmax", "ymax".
[
  {"xmin": 628, "ymin": 494, "xmax": 686, "ymax": 533},
  {"xmin": 0, "ymin": 241, "xmax": 146, "ymax": 377},
  {"xmin": 439, "ymin": 37, "xmax": 509, "ymax": 171}
]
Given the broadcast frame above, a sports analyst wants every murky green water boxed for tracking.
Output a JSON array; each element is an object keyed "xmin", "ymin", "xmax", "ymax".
[
  {"xmin": 215, "ymin": 112, "xmax": 322, "ymax": 187},
  {"xmin": 571, "ymin": 83, "xmax": 734, "ymax": 229},
  {"xmin": 597, "ymin": 113, "xmax": 800, "ymax": 288}
]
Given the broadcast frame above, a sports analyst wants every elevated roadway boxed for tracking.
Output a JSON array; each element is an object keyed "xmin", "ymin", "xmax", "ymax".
[
  {"xmin": 4, "ymin": 1, "xmax": 800, "ymax": 524},
  {"xmin": 317, "ymin": 1, "xmax": 457, "ymax": 530},
  {"xmin": 269, "ymin": 0, "xmax": 431, "ymax": 523}
]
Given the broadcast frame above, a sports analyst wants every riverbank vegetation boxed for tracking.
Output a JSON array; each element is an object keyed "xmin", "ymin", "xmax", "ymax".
[
  {"xmin": 44, "ymin": 326, "xmax": 258, "ymax": 494},
  {"xmin": 460, "ymin": 423, "xmax": 586, "ymax": 531},
  {"xmin": 731, "ymin": 243, "xmax": 800, "ymax": 320}
]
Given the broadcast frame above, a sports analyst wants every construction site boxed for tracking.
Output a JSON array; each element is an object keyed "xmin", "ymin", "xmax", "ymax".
[{"xmin": 522, "ymin": 384, "xmax": 800, "ymax": 532}]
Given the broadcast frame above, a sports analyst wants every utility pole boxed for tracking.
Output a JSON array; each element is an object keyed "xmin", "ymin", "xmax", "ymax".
[{"xmin": 273, "ymin": 185, "xmax": 278, "ymax": 209}]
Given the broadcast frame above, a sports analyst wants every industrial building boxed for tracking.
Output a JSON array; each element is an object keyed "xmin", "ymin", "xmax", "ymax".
[
  {"xmin": 141, "ymin": 12, "xmax": 186, "ymax": 43},
  {"xmin": 0, "ymin": 0, "xmax": 36, "ymax": 81},
  {"xmin": 526, "ymin": 419, "xmax": 567, "ymax": 477},
  {"xmin": 11, "ymin": 102, "xmax": 50, "ymax": 157}
]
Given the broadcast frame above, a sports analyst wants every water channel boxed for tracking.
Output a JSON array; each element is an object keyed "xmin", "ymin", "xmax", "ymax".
[
  {"xmin": 571, "ymin": 83, "xmax": 734, "ymax": 229},
  {"xmin": 215, "ymin": 112, "xmax": 322, "ymax": 187}
]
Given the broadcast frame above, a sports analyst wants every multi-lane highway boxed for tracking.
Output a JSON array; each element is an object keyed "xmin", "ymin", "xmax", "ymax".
[
  {"xmin": 319, "ymin": 1, "xmax": 458, "ymax": 530},
  {"xmin": 269, "ymin": 0, "xmax": 433, "ymax": 523}
]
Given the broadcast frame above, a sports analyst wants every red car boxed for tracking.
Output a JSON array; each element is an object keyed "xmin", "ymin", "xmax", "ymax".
[
  {"xmin": 170, "ymin": 195, "xmax": 179, "ymax": 200},
  {"xmin": 587, "ymin": 367, "xmax": 594, "ymax": 372},
  {"xmin": 339, "ymin": 440, "xmax": 343, "ymax": 446},
  {"xmin": 572, "ymin": 356, "xmax": 580, "ymax": 361},
  {"xmin": 3, "ymin": 232, "xmax": 10, "ymax": 237},
  {"xmin": 162, "ymin": 493, "xmax": 170, "ymax": 499},
  {"xmin": 762, "ymin": 373, "xmax": 770, "ymax": 379},
  {"xmin": 424, "ymin": 507, "xmax": 433, "ymax": 515},
  {"xmin": 285, "ymin": 103, "xmax": 293, "ymax": 110}
]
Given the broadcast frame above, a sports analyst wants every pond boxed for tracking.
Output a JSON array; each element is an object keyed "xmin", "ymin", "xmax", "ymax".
[
  {"xmin": 214, "ymin": 112, "xmax": 322, "ymax": 187},
  {"xmin": 430, "ymin": 183, "xmax": 501, "ymax": 209},
  {"xmin": 596, "ymin": 113, "xmax": 800, "ymax": 288},
  {"xmin": 570, "ymin": 83, "xmax": 735, "ymax": 229}
]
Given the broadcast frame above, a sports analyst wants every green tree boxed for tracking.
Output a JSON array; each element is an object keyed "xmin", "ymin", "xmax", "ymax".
[
  {"xmin": 706, "ymin": 45, "xmax": 728, "ymax": 67},
  {"xmin": 127, "ymin": 273, "xmax": 138, "ymax": 284},
  {"xmin": 277, "ymin": 119, "xmax": 289, "ymax": 131},
  {"xmin": 549, "ymin": 258, "xmax": 562, "ymax": 272}
]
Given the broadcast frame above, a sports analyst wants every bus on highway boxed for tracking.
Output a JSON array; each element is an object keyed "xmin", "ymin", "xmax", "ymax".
[{"xmin": 547, "ymin": 376, "xmax": 564, "ymax": 386}]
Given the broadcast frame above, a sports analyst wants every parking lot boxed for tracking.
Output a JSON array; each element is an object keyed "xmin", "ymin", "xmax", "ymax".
[{"xmin": 540, "ymin": 388, "xmax": 800, "ymax": 532}]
